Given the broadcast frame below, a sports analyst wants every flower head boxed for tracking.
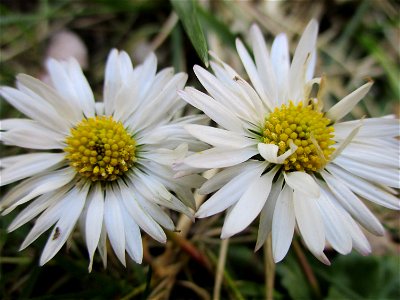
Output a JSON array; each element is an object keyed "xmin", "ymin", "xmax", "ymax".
[
  {"xmin": 0, "ymin": 49, "xmax": 204, "ymax": 270},
  {"xmin": 178, "ymin": 20, "xmax": 400, "ymax": 264}
]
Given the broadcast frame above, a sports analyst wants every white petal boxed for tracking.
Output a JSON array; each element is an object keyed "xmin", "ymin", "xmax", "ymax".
[
  {"xmin": 221, "ymin": 166, "xmax": 279, "ymax": 238},
  {"xmin": 118, "ymin": 51, "xmax": 134, "ymax": 82},
  {"xmin": 2, "ymin": 167, "xmax": 76, "ymax": 214},
  {"xmin": 0, "ymin": 119, "xmax": 64, "ymax": 149},
  {"xmin": 256, "ymin": 175, "xmax": 284, "ymax": 251},
  {"xmin": 317, "ymin": 186, "xmax": 352, "ymax": 254},
  {"xmin": 341, "ymin": 145, "xmax": 399, "ymax": 168},
  {"xmin": 327, "ymin": 164, "xmax": 399, "ymax": 210},
  {"xmin": 184, "ymin": 124, "xmax": 254, "ymax": 149},
  {"xmin": 135, "ymin": 193, "xmax": 175, "ymax": 231},
  {"xmin": 135, "ymin": 52, "xmax": 158, "ymax": 101},
  {"xmin": 196, "ymin": 162, "xmax": 266, "ymax": 218},
  {"xmin": 321, "ymin": 170, "xmax": 385, "ymax": 235},
  {"xmin": 142, "ymin": 143, "xmax": 188, "ymax": 166},
  {"xmin": 39, "ymin": 184, "xmax": 89, "ymax": 265},
  {"xmin": 193, "ymin": 65, "xmax": 254, "ymax": 119},
  {"xmin": 289, "ymin": 20, "xmax": 319, "ymax": 103},
  {"xmin": 7, "ymin": 185, "xmax": 71, "ymax": 232},
  {"xmin": 271, "ymin": 33, "xmax": 290, "ymax": 104},
  {"xmin": 293, "ymin": 189, "xmax": 328, "ymax": 264},
  {"xmin": 284, "ymin": 171, "xmax": 320, "ymax": 198},
  {"xmin": 0, "ymin": 86, "xmax": 68, "ymax": 132},
  {"xmin": 326, "ymin": 82, "xmax": 373, "ymax": 122},
  {"xmin": 334, "ymin": 117, "xmax": 400, "ymax": 139},
  {"xmin": 16, "ymin": 74, "xmax": 80, "ymax": 124},
  {"xmin": 342, "ymin": 212, "xmax": 371, "ymax": 255},
  {"xmin": 330, "ymin": 120, "xmax": 362, "ymax": 161},
  {"xmin": 119, "ymin": 182, "xmax": 166, "ymax": 243},
  {"xmin": 232, "ymin": 76, "xmax": 270, "ymax": 119},
  {"xmin": 0, "ymin": 153, "xmax": 65, "ymax": 186},
  {"xmin": 134, "ymin": 171, "xmax": 172, "ymax": 200},
  {"xmin": 198, "ymin": 161, "xmax": 261, "ymax": 195},
  {"xmin": 122, "ymin": 209, "xmax": 143, "ymax": 263},
  {"xmin": 184, "ymin": 146, "xmax": 257, "ymax": 169},
  {"xmin": 104, "ymin": 186, "xmax": 126, "ymax": 266},
  {"xmin": 178, "ymin": 87, "xmax": 243, "ymax": 132},
  {"xmin": 64, "ymin": 58, "xmax": 95, "ymax": 118},
  {"xmin": 85, "ymin": 183, "xmax": 104, "ymax": 272},
  {"xmin": 258, "ymin": 142, "xmax": 297, "ymax": 164},
  {"xmin": 272, "ymin": 185, "xmax": 295, "ymax": 263},
  {"xmin": 1, "ymin": 176, "xmax": 48, "ymax": 212},
  {"xmin": 236, "ymin": 38, "xmax": 267, "ymax": 103},
  {"xmin": 333, "ymin": 155, "xmax": 399, "ymax": 188},
  {"xmin": 131, "ymin": 72, "xmax": 187, "ymax": 131},
  {"xmin": 103, "ymin": 49, "xmax": 119, "ymax": 115},
  {"xmin": 97, "ymin": 222, "xmax": 108, "ymax": 268},
  {"xmin": 250, "ymin": 24, "xmax": 278, "ymax": 103}
]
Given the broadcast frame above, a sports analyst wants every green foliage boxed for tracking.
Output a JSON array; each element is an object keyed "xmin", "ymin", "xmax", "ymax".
[
  {"xmin": 171, "ymin": 0, "xmax": 209, "ymax": 66},
  {"xmin": 276, "ymin": 250, "xmax": 314, "ymax": 300},
  {"xmin": 324, "ymin": 254, "xmax": 400, "ymax": 300}
]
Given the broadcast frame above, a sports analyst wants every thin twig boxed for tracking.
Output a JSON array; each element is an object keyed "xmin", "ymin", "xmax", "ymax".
[
  {"xmin": 213, "ymin": 238, "xmax": 229, "ymax": 300},
  {"xmin": 292, "ymin": 240, "xmax": 321, "ymax": 298},
  {"xmin": 150, "ymin": 12, "xmax": 179, "ymax": 51}
]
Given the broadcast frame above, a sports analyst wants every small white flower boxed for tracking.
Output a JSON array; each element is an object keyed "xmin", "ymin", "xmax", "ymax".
[
  {"xmin": 0, "ymin": 49, "xmax": 204, "ymax": 270},
  {"xmin": 179, "ymin": 20, "xmax": 400, "ymax": 264}
]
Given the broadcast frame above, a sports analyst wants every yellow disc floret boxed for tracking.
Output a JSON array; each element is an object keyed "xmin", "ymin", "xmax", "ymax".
[
  {"xmin": 65, "ymin": 116, "xmax": 136, "ymax": 181},
  {"xmin": 262, "ymin": 101, "xmax": 335, "ymax": 172}
]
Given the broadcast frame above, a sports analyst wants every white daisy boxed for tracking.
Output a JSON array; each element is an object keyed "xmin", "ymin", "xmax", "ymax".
[
  {"xmin": 178, "ymin": 20, "xmax": 400, "ymax": 264},
  {"xmin": 0, "ymin": 49, "xmax": 205, "ymax": 270}
]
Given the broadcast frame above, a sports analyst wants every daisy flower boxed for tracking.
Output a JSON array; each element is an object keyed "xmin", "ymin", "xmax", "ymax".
[
  {"xmin": 0, "ymin": 49, "xmax": 204, "ymax": 270},
  {"xmin": 178, "ymin": 20, "xmax": 400, "ymax": 264}
]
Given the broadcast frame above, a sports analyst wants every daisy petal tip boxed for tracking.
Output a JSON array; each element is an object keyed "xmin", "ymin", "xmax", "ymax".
[
  {"xmin": 177, "ymin": 89, "xmax": 186, "ymax": 98},
  {"xmin": 250, "ymin": 23, "xmax": 261, "ymax": 33},
  {"xmin": 220, "ymin": 226, "xmax": 235, "ymax": 240},
  {"xmin": 88, "ymin": 260, "xmax": 94, "ymax": 273},
  {"xmin": 254, "ymin": 242, "xmax": 263, "ymax": 253},
  {"xmin": 321, "ymin": 256, "xmax": 331, "ymax": 266},
  {"xmin": 360, "ymin": 248, "xmax": 372, "ymax": 256},
  {"xmin": 272, "ymin": 252, "xmax": 285, "ymax": 264},
  {"xmin": 220, "ymin": 232, "xmax": 230, "ymax": 240},
  {"xmin": 309, "ymin": 18, "xmax": 319, "ymax": 29},
  {"xmin": 194, "ymin": 209, "xmax": 206, "ymax": 219},
  {"xmin": 311, "ymin": 250, "xmax": 330, "ymax": 265},
  {"xmin": 39, "ymin": 253, "xmax": 52, "ymax": 267}
]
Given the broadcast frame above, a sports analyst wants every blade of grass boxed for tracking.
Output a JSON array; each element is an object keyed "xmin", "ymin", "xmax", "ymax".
[
  {"xmin": 171, "ymin": 23, "xmax": 186, "ymax": 72},
  {"xmin": 207, "ymin": 249, "xmax": 245, "ymax": 300},
  {"xmin": 171, "ymin": 0, "xmax": 209, "ymax": 66},
  {"xmin": 358, "ymin": 34, "xmax": 400, "ymax": 100},
  {"xmin": 213, "ymin": 238, "xmax": 229, "ymax": 300}
]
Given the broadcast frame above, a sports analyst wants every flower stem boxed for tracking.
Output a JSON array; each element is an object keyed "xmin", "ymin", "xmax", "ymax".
[
  {"xmin": 292, "ymin": 239, "xmax": 321, "ymax": 298},
  {"xmin": 213, "ymin": 238, "xmax": 229, "ymax": 300},
  {"xmin": 264, "ymin": 235, "xmax": 275, "ymax": 300}
]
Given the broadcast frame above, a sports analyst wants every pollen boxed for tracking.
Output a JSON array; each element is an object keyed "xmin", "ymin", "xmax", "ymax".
[
  {"xmin": 65, "ymin": 116, "xmax": 136, "ymax": 181},
  {"xmin": 262, "ymin": 101, "xmax": 335, "ymax": 172}
]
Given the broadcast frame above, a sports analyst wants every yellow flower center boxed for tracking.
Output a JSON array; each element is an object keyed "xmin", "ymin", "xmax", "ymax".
[
  {"xmin": 262, "ymin": 101, "xmax": 335, "ymax": 172},
  {"xmin": 65, "ymin": 116, "xmax": 136, "ymax": 181}
]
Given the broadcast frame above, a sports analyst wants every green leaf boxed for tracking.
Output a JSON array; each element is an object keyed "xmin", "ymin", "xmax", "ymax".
[
  {"xmin": 321, "ymin": 254, "xmax": 400, "ymax": 300},
  {"xmin": 276, "ymin": 251, "xmax": 313, "ymax": 300},
  {"xmin": 358, "ymin": 34, "xmax": 400, "ymax": 101},
  {"xmin": 171, "ymin": 24, "xmax": 185, "ymax": 72},
  {"xmin": 170, "ymin": 0, "xmax": 209, "ymax": 66}
]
